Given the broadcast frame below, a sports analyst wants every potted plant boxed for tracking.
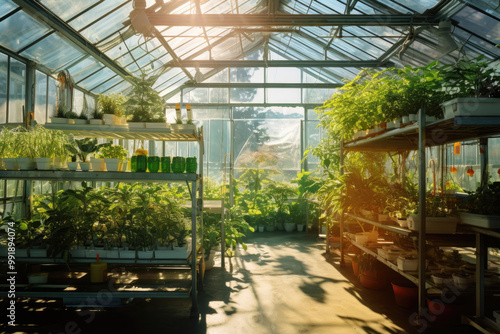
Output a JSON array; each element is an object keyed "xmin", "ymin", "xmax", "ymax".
[
  {"xmin": 17, "ymin": 129, "xmax": 37, "ymax": 170},
  {"xmin": 407, "ymin": 194, "xmax": 459, "ymax": 233},
  {"xmin": 357, "ymin": 253, "xmax": 388, "ymax": 289},
  {"xmin": 123, "ymin": 72, "xmax": 166, "ymax": 129},
  {"xmin": 89, "ymin": 107, "xmax": 104, "ymax": 125},
  {"xmin": 99, "ymin": 93, "xmax": 126, "ymax": 126},
  {"xmin": 459, "ymin": 183, "xmax": 500, "ymax": 228},
  {"xmin": 50, "ymin": 105, "xmax": 69, "ymax": 124},
  {"xmin": 439, "ymin": 56, "xmax": 500, "ymax": 119},
  {"xmin": 452, "ymin": 270, "xmax": 475, "ymax": 290},
  {"xmin": 95, "ymin": 144, "xmax": 128, "ymax": 172},
  {"xmin": 396, "ymin": 254, "xmax": 419, "ymax": 271},
  {"xmin": 0, "ymin": 127, "xmax": 21, "ymax": 170},
  {"xmin": 65, "ymin": 137, "xmax": 110, "ymax": 171},
  {"xmin": 431, "ymin": 270, "xmax": 453, "ymax": 287}
]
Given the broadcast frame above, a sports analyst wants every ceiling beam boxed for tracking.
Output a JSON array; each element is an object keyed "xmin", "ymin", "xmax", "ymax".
[
  {"xmin": 147, "ymin": 14, "xmax": 438, "ymax": 27},
  {"xmin": 12, "ymin": 0, "xmax": 132, "ymax": 83},
  {"xmin": 181, "ymin": 82, "xmax": 342, "ymax": 88},
  {"xmin": 165, "ymin": 60, "xmax": 394, "ymax": 68}
]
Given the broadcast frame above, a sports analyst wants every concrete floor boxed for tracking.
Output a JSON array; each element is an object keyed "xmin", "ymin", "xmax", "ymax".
[{"xmin": 2, "ymin": 232, "xmax": 481, "ymax": 334}]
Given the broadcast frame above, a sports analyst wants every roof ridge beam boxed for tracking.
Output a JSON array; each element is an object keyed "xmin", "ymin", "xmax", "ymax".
[{"xmin": 166, "ymin": 60, "xmax": 394, "ymax": 68}]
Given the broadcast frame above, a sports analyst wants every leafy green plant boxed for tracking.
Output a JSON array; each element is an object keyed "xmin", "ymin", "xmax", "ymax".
[
  {"xmin": 123, "ymin": 73, "xmax": 165, "ymax": 122},
  {"xmin": 98, "ymin": 93, "xmax": 126, "ymax": 117},
  {"xmin": 461, "ymin": 183, "xmax": 500, "ymax": 215},
  {"xmin": 439, "ymin": 55, "xmax": 500, "ymax": 98},
  {"xmin": 96, "ymin": 144, "xmax": 128, "ymax": 160},
  {"xmin": 65, "ymin": 137, "xmax": 111, "ymax": 162},
  {"xmin": 0, "ymin": 127, "xmax": 21, "ymax": 158}
]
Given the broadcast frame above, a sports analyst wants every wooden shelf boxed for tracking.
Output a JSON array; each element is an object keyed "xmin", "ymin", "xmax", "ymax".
[
  {"xmin": 0, "ymin": 170, "xmax": 198, "ymax": 183},
  {"xmin": 44, "ymin": 123, "xmax": 200, "ymax": 142},
  {"xmin": 344, "ymin": 117, "xmax": 500, "ymax": 152}
]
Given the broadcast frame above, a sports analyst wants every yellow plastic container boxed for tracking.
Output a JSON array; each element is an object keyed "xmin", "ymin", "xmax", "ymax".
[{"xmin": 90, "ymin": 262, "xmax": 107, "ymax": 283}]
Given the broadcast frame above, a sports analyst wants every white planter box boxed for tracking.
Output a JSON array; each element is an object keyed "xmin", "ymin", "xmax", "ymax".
[
  {"xmin": 408, "ymin": 214, "xmax": 459, "ymax": 233},
  {"xmin": 401, "ymin": 115, "xmax": 410, "ymax": 124},
  {"xmin": 105, "ymin": 249, "xmax": 120, "ymax": 258},
  {"xmin": 392, "ymin": 119, "xmax": 401, "ymax": 128},
  {"xmin": 284, "ymin": 222, "xmax": 296, "ymax": 232},
  {"xmin": 146, "ymin": 122, "xmax": 169, "ymax": 129},
  {"xmin": 459, "ymin": 212, "xmax": 500, "ymax": 229},
  {"xmin": 431, "ymin": 274, "xmax": 453, "ymax": 287},
  {"xmin": 67, "ymin": 162, "xmax": 79, "ymax": 171},
  {"xmin": 71, "ymin": 248, "xmax": 86, "ymax": 258},
  {"xmin": 397, "ymin": 218, "xmax": 408, "ymax": 228},
  {"xmin": 354, "ymin": 233, "xmax": 369, "ymax": 245},
  {"xmin": 452, "ymin": 272, "xmax": 474, "ymax": 290},
  {"xmin": 80, "ymin": 162, "xmax": 91, "ymax": 171},
  {"xmin": 137, "ymin": 250, "xmax": 154, "ymax": 259},
  {"xmin": 73, "ymin": 119, "xmax": 88, "ymax": 125},
  {"xmin": 86, "ymin": 249, "xmax": 106, "ymax": 259},
  {"xmin": 35, "ymin": 158, "xmax": 53, "ymax": 170},
  {"xmin": 103, "ymin": 114, "xmax": 121, "ymax": 125},
  {"xmin": 397, "ymin": 256, "xmax": 419, "ymax": 271},
  {"xmin": 104, "ymin": 158, "xmax": 121, "ymax": 172},
  {"xmin": 17, "ymin": 157, "xmax": 35, "ymax": 170},
  {"xmin": 3, "ymin": 158, "xmax": 18, "ymax": 170},
  {"xmin": 378, "ymin": 214, "xmax": 389, "ymax": 222},
  {"xmin": 50, "ymin": 117, "xmax": 69, "ymax": 124},
  {"xmin": 170, "ymin": 124, "xmax": 196, "ymax": 132},
  {"xmin": 30, "ymin": 248, "xmax": 47, "ymax": 258},
  {"xmin": 442, "ymin": 98, "xmax": 500, "ymax": 119},
  {"xmin": 119, "ymin": 250, "xmax": 136, "ymax": 259},
  {"xmin": 128, "ymin": 122, "xmax": 146, "ymax": 129},
  {"xmin": 409, "ymin": 114, "xmax": 418, "ymax": 122},
  {"xmin": 89, "ymin": 119, "xmax": 104, "ymax": 125}
]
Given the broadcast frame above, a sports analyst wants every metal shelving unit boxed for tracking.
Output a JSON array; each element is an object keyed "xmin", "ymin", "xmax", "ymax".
[
  {"xmin": 336, "ymin": 111, "xmax": 500, "ymax": 324},
  {"xmin": 0, "ymin": 125, "xmax": 204, "ymax": 317}
]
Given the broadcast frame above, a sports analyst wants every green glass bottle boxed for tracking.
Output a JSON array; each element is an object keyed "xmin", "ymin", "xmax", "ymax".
[
  {"xmin": 136, "ymin": 155, "xmax": 147, "ymax": 172},
  {"xmin": 186, "ymin": 157, "xmax": 197, "ymax": 173},
  {"xmin": 161, "ymin": 157, "xmax": 171, "ymax": 173},
  {"xmin": 131, "ymin": 155, "xmax": 138, "ymax": 172},
  {"xmin": 148, "ymin": 156, "xmax": 160, "ymax": 173},
  {"xmin": 172, "ymin": 156, "xmax": 183, "ymax": 173}
]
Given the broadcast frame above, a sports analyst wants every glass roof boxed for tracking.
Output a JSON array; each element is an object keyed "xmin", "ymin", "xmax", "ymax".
[{"xmin": 0, "ymin": 0, "xmax": 498, "ymax": 102}]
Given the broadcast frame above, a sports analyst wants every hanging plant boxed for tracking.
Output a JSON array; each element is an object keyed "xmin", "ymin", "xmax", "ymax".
[
  {"xmin": 450, "ymin": 166, "xmax": 457, "ymax": 174},
  {"xmin": 466, "ymin": 168, "xmax": 474, "ymax": 177}
]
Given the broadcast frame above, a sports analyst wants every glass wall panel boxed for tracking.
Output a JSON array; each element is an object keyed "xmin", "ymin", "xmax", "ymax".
[
  {"xmin": 35, "ymin": 70, "xmax": 47, "ymax": 124},
  {"xmin": 230, "ymin": 88, "xmax": 264, "ymax": 103},
  {"xmin": 8, "ymin": 58, "xmax": 25, "ymax": 123},
  {"xmin": 73, "ymin": 89, "xmax": 84, "ymax": 115},
  {"xmin": 267, "ymin": 67, "xmax": 301, "ymax": 83},
  {"xmin": 0, "ymin": 53, "xmax": 7, "ymax": 124},
  {"xmin": 266, "ymin": 88, "xmax": 301, "ymax": 103},
  {"xmin": 47, "ymin": 76, "xmax": 57, "ymax": 118},
  {"xmin": 230, "ymin": 67, "xmax": 264, "ymax": 83},
  {"xmin": 303, "ymin": 88, "xmax": 336, "ymax": 104},
  {"xmin": 0, "ymin": 11, "xmax": 50, "ymax": 52}
]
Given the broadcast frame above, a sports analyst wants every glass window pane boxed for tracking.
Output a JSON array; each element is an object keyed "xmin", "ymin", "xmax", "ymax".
[
  {"xmin": 230, "ymin": 68, "xmax": 264, "ymax": 83},
  {"xmin": 0, "ymin": 53, "xmax": 7, "ymax": 124},
  {"xmin": 303, "ymin": 88, "xmax": 336, "ymax": 104},
  {"xmin": 67, "ymin": 56, "xmax": 104, "ymax": 83},
  {"xmin": 77, "ymin": 67, "xmax": 116, "ymax": 91},
  {"xmin": 7, "ymin": 180, "xmax": 23, "ymax": 198},
  {"xmin": 230, "ymin": 88, "xmax": 264, "ymax": 103},
  {"xmin": 267, "ymin": 67, "xmax": 301, "ymax": 83},
  {"xmin": 0, "ymin": 11, "xmax": 51, "ymax": 52},
  {"xmin": 35, "ymin": 70, "xmax": 47, "ymax": 124},
  {"xmin": 47, "ymin": 76, "xmax": 57, "ymax": 117},
  {"xmin": 8, "ymin": 58, "xmax": 26, "ymax": 123},
  {"xmin": 69, "ymin": 0, "xmax": 129, "ymax": 31},
  {"xmin": 21, "ymin": 33, "xmax": 84, "ymax": 71},
  {"xmin": 41, "ymin": 0, "xmax": 101, "ymax": 21},
  {"xmin": 453, "ymin": 6, "xmax": 500, "ymax": 44},
  {"xmin": 0, "ymin": 0, "xmax": 18, "ymax": 17},
  {"xmin": 79, "ymin": 3, "xmax": 133, "ymax": 44},
  {"xmin": 266, "ymin": 88, "xmax": 301, "ymax": 103}
]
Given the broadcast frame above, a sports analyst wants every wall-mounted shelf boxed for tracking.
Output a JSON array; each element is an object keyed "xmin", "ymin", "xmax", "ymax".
[{"xmin": 44, "ymin": 123, "xmax": 200, "ymax": 142}]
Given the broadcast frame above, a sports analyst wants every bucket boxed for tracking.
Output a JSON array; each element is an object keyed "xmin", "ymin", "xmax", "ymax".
[{"xmin": 391, "ymin": 280, "xmax": 418, "ymax": 308}]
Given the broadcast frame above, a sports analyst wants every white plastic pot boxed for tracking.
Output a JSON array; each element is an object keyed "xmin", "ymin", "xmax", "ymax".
[
  {"xmin": 80, "ymin": 162, "xmax": 91, "ymax": 171},
  {"xmin": 17, "ymin": 157, "xmax": 36, "ymax": 170},
  {"xmin": 89, "ymin": 119, "xmax": 104, "ymax": 125},
  {"xmin": 297, "ymin": 224, "xmax": 305, "ymax": 232},
  {"xmin": 397, "ymin": 256, "xmax": 419, "ymax": 271},
  {"xmin": 119, "ymin": 250, "xmax": 136, "ymax": 259},
  {"xmin": 90, "ymin": 158, "xmax": 105, "ymax": 171},
  {"xmin": 104, "ymin": 158, "xmax": 121, "ymax": 172},
  {"xmin": 431, "ymin": 274, "xmax": 453, "ymax": 287},
  {"xmin": 3, "ymin": 158, "xmax": 18, "ymax": 170},
  {"xmin": 284, "ymin": 222, "xmax": 296, "ymax": 232},
  {"xmin": 452, "ymin": 273, "xmax": 474, "ymax": 290},
  {"xmin": 67, "ymin": 162, "xmax": 79, "ymax": 171},
  {"xmin": 128, "ymin": 122, "xmax": 145, "ymax": 129},
  {"xmin": 74, "ymin": 119, "xmax": 87, "ymax": 125},
  {"xmin": 258, "ymin": 226, "xmax": 265, "ymax": 232},
  {"xmin": 50, "ymin": 117, "xmax": 69, "ymax": 124},
  {"xmin": 35, "ymin": 158, "xmax": 53, "ymax": 170}
]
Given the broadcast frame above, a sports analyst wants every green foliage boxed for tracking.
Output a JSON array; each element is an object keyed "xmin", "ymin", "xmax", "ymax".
[
  {"xmin": 98, "ymin": 93, "xmax": 126, "ymax": 117},
  {"xmin": 461, "ymin": 183, "xmax": 500, "ymax": 215},
  {"xmin": 65, "ymin": 137, "xmax": 111, "ymax": 162},
  {"xmin": 95, "ymin": 144, "xmax": 128, "ymax": 160},
  {"xmin": 0, "ymin": 127, "xmax": 22, "ymax": 158},
  {"xmin": 291, "ymin": 170, "xmax": 322, "ymax": 200},
  {"xmin": 203, "ymin": 177, "xmax": 223, "ymax": 200},
  {"xmin": 123, "ymin": 73, "xmax": 165, "ymax": 122}
]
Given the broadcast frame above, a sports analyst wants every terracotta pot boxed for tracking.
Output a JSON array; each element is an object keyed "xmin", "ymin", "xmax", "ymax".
[
  {"xmin": 359, "ymin": 270, "xmax": 388, "ymax": 290},
  {"xmin": 352, "ymin": 260, "xmax": 359, "ymax": 277},
  {"xmin": 392, "ymin": 280, "xmax": 418, "ymax": 308}
]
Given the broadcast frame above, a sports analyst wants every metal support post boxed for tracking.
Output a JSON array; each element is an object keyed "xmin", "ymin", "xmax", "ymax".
[
  {"xmin": 417, "ymin": 107, "xmax": 427, "ymax": 319},
  {"xmin": 190, "ymin": 177, "xmax": 198, "ymax": 317},
  {"xmin": 339, "ymin": 140, "xmax": 345, "ymax": 265},
  {"xmin": 475, "ymin": 233, "xmax": 486, "ymax": 317}
]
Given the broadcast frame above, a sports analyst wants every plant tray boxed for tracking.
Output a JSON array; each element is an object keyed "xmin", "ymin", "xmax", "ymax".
[
  {"xmin": 408, "ymin": 214, "xmax": 459, "ymax": 234},
  {"xmin": 442, "ymin": 98, "xmax": 500, "ymax": 119},
  {"xmin": 459, "ymin": 212, "xmax": 500, "ymax": 229}
]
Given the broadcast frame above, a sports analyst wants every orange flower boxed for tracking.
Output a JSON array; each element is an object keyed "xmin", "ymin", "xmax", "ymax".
[
  {"xmin": 466, "ymin": 168, "xmax": 474, "ymax": 177},
  {"xmin": 497, "ymin": 168, "xmax": 500, "ymax": 176},
  {"xmin": 450, "ymin": 166, "xmax": 457, "ymax": 174}
]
